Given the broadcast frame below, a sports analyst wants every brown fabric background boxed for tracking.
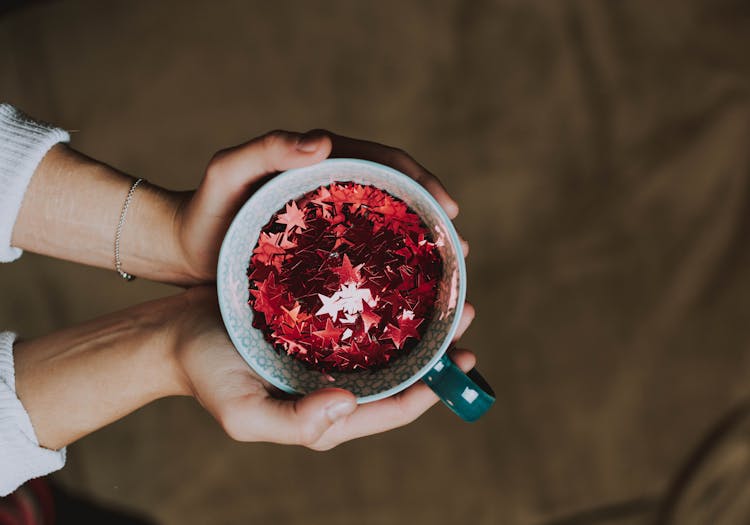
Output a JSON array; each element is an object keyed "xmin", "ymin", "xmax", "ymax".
[{"xmin": 1, "ymin": 1, "xmax": 749, "ymax": 523}]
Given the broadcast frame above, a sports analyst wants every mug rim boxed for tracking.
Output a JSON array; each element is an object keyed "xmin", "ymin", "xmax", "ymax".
[{"xmin": 217, "ymin": 158, "xmax": 467, "ymax": 402}]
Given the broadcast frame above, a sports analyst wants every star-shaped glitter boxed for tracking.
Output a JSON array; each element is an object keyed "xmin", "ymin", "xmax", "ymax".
[
  {"xmin": 316, "ymin": 292, "xmax": 342, "ymax": 322},
  {"xmin": 248, "ymin": 181, "xmax": 442, "ymax": 372},
  {"xmin": 252, "ymin": 232, "xmax": 285, "ymax": 265},
  {"xmin": 337, "ymin": 283, "xmax": 375, "ymax": 315},
  {"xmin": 396, "ymin": 311, "xmax": 422, "ymax": 344},
  {"xmin": 340, "ymin": 313, "xmax": 358, "ymax": 324},
  {"xmin": 360, "ymin": 301, "xmax": 382, "ymax": 333},
  {"xmin": 278, "ymin": 336, "xmax": 308, "ymax": 355},
  {"xmin": 332, "ymin": 254, "xmax": 364, "ymax": 285},
  {"xmin": 281, "ymin": 303, "xmax": 309, "ymax": 326},
  {"xmin": 313, "ymin": 319, "xmax": 344, "ymax": 345},
  {"xmin": 276, "ymin": 201, "xmax": 307, "ymax": 233},
  {"xmin": 344, "ymin": 184, "xmax": 370, "ymax": 212}
]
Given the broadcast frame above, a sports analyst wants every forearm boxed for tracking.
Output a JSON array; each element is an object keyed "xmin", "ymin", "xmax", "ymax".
[
  {"xmin": 12, "ymin": 294, "xmax": 189, "ymax": 450},
  {"xmin": 11, "ymin": 144, "xmax": 195, "ymax": 284}
]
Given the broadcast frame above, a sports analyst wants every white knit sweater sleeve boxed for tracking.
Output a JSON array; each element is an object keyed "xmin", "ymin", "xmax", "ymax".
[
  {"xmin": 0, "ymin": 332, "xmax": 66, "ymax": 496},
  {"xmin": 0, "ymin": 103, "xmax": 70, "ymax": 262},
  {"xmin": 0, "ymin": 104, "xmax": 69, "ymax": 495}
]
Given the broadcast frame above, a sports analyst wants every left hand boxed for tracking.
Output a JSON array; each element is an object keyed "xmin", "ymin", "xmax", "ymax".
[
  {"xmin": 173, "ymin": 287, "xmax": 477, "ymax": 450},
  {"xmin": 176, "ymin": 130, "xmax": 466, "ymax": 284}
]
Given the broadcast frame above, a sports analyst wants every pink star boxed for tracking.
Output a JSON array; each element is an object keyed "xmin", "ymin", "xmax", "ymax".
[{"xmin": 275, "ymin": 201, "xmax": 307, "ymax": 233}]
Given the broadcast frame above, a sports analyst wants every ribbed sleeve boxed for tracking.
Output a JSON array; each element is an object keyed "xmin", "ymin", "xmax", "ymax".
[
  {"xmin": 0, "ymin": 332, "xmax": 66, "ymax": 496},
  {"xmin": 0, "ymin": 103, "xmax": 70, "ymax": 262}
]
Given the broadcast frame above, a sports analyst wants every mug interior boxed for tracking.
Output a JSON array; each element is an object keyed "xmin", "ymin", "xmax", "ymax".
[{"xmin": 217, "ymin": 159, "xmax": 466, "ymax": 402}]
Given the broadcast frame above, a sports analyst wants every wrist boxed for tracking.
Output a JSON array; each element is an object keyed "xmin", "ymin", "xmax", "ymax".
[
  {"xmin": 13, "ymin": 144, "xmax": 200, "ymax": 285},
  {"xmin": 119, "ymin": 183, "xmax": 197, "ymax": 285},
  {"xmin": 166, "ymin": 286, "xmax": 225, "ymax": 399},
  {"xmin": 144, "ymin": 293, "xmax": 194, "ymax": 398}
]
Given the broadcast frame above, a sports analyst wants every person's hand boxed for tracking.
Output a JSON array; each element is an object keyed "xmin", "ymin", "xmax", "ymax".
[
  {"xmin": 172, "ymin": 286, "xmax": 476, "ymax": 450},
  {"xmin": 176, "ymin": 130, "xmax": 468, "ymax": 284}
]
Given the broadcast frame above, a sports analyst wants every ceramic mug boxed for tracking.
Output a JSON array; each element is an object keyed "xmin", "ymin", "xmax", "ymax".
[{"xmin": 217, "ymin": 158, "xmax": 494, "ymax": 422}]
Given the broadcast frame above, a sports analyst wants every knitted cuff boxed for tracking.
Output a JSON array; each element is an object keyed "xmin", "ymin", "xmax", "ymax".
[
  {"xmin": 0, "ymin": 332, "xmax": 66, "ymax": 496},
  {"xmin": 0, "ymin": 104, "xmax": 70, "ymax": 262}
]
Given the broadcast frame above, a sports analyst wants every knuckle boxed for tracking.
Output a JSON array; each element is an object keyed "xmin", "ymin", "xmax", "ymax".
[
  {"xmin": 296, "ymin": 422, "xmax": 323, "ymax": 447},
  {"xmin": 219, "ymin": 407, "xmax": 249, "ymax": 442},
  {"xmin": 206, "ymin": 149, "xmax": 231, "ymax": 179},
  {"xmin": 261, "ymin": 129, "xmax": 289, "ymax": 150},
  {"xmin": 386, "ymin": 147, "xmax": 421, "ymax": 179},
  {"xmin": 306, "ymin": 439, "xmax": 338, "ymax": 452}
]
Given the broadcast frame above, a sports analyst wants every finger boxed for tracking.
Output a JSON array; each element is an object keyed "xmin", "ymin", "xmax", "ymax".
[
  {"xmin": 214, "ymin": 130, "xmax": 333, "ymax": 183},
  {"xmin": 388, "ymin": 153, "xmax": 459, "ymax": 219},
  {"xmin": 198, "ymin": 130, "xmax": 333, "ymax": 213},
  {"xmin": 461, "ymin": 238, "xmax": 469, "ymax": 258},
  {"xmin": 325, "ymin": 132, "xmax": 460, "ymax": 219},
  {"xmin": 383, "ymin": 348, "xmax": 476, "ymax": 425},
  {"xmin": 453, "ymin": 302, "xmax": 475, "ymax": 341},
  {"xmin": 449, "ymin": 348, "xmax": 477, "ymax": 371},
  {"xmin": 312, "ymin": 349, "xmax": 477, "ymax": 449},
  {"xmin": 222, "ymin": 387, "xmax": 356, "ymax": 446},
  {"xmin": 328, "ymin": 131, "xmax": 468, "ymax": 252}
]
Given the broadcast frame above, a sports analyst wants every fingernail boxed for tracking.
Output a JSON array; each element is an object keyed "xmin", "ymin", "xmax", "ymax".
[
  {"xmin": 296, "ymin": 133, "xmax": 321, "ymax": 152},
  {"xmin": 325, "ymin": 400, "xmax": 355, "ymax": 422}
]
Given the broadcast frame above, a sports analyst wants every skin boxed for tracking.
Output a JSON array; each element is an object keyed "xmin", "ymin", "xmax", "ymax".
[{"xmin": 10, "ymin": 130, "xmax": 476, "ymax": 451}]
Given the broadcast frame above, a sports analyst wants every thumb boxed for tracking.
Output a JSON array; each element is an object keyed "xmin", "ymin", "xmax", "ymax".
[
  {"xmin": 250, "ymin": 388, "xmax": 357, "ymax": 447},
  {"xmin": 199, "ymin": 129, "xmax": 333, "ymax": 210},
  {"xmin": 291, "ymin": 388, "xmax": 358, "ymax": 446}
]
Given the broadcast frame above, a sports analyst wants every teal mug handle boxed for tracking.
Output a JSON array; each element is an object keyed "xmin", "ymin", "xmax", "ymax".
[{"xmin": 422, "ymin": 353, "xmax": 495, "ymax": 422}]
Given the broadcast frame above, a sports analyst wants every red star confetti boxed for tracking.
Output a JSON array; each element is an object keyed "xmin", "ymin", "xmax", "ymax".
[
  {"xmin": 247, "ymin": 182, "xmax": 442, "ymax": 372},
  {"xmin": 275, "ymin": 201, "xmax": 307, "ymax": 233}
]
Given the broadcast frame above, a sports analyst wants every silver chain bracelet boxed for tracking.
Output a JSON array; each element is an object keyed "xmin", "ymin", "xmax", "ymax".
[{"xmin": 114, "ymin": 177, "xmax": 144, "ymax": 281}]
